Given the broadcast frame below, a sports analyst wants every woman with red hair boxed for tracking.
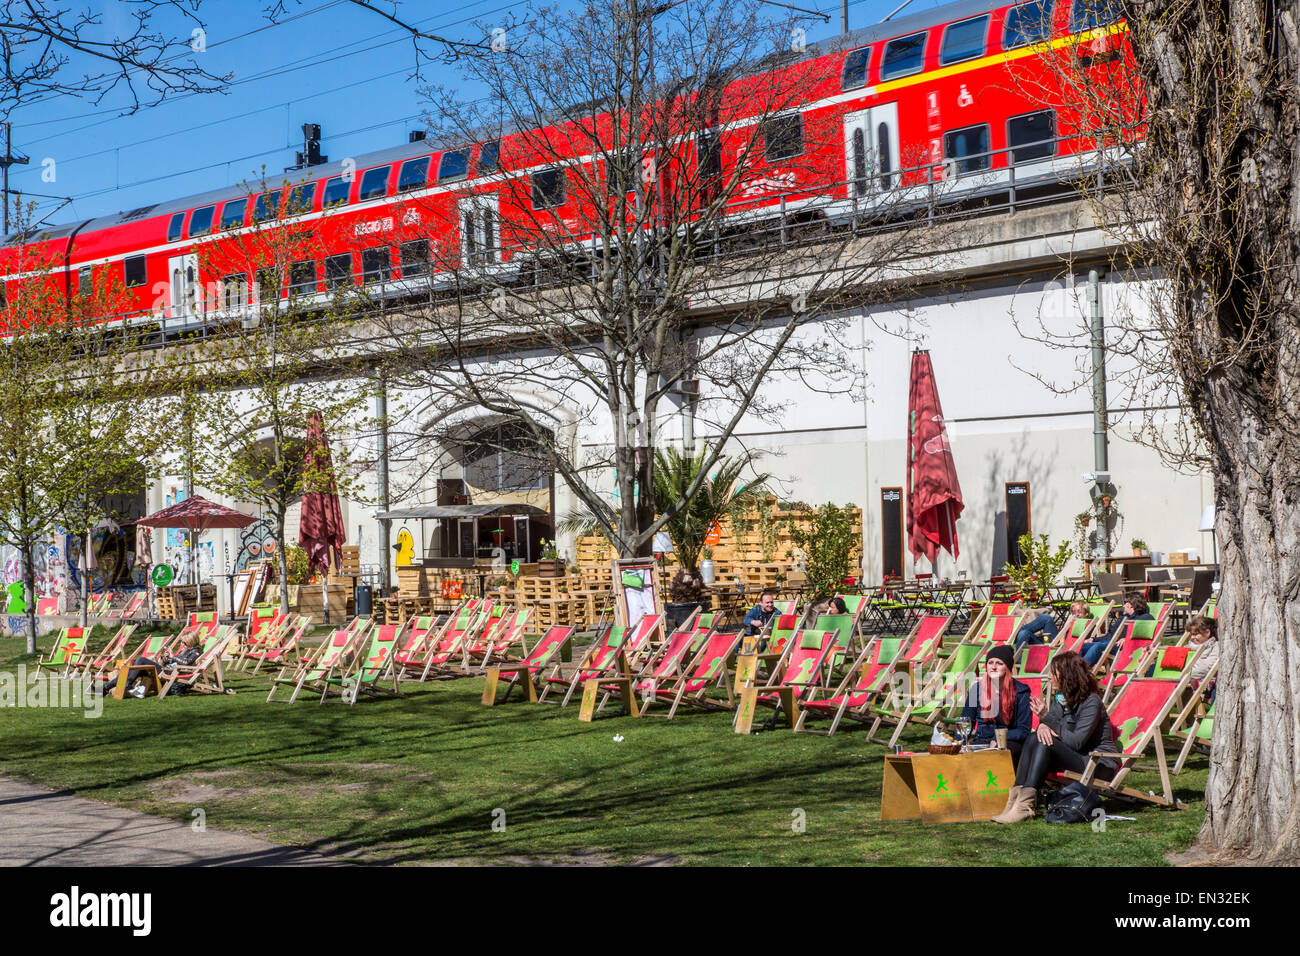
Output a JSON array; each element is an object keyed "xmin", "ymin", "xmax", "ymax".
[{"xmin": 961, "ymin": 644, "xmax": 1032, "ymax": 765}]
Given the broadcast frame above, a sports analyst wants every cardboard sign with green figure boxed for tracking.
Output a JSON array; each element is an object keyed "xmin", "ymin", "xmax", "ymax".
[{"xmin": 5, "ymin": 582, "xmax": 26, "ymax": 613}]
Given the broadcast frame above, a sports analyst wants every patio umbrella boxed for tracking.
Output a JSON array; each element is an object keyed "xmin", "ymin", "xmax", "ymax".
[
  {"xmin": 299, "ymin": 411, "xmax": 346, "ymax": 624},
  {"xmin": 136, "ymin": 495, "xmax": 257, "ymax": 585},
  {"xmin": 907, "ymin": 350, "xmax": 964, "ymax": 568}
]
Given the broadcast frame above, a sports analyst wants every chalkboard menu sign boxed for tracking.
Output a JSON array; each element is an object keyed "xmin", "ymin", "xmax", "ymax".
[
  {"xmin": 1006, "ymin": 482, "xmax": 1031, "ymax": 566},
  {"xmin": 882, "ymin": 487, "xmax": 904, "ymax": 580}
]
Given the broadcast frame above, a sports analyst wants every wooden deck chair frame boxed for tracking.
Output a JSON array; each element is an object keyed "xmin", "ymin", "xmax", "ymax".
[
  {"xmin": 637, "ymin": 631, "xmax": 742, "ymax": 719},
  {"xmin": 792, "ymin": 633, "xmax": 902, "ymax": 736},
  {"xmin": 481, "ymin": 626, "xmax": 575, "ymax": 705},
  {"xmin": 590, "ymin": 625, "xmax": 701, "ymax": 716},
  {"xmin": 1063, "ymin": 672, "xmax": 1198, "ymax": 809},
  {"xmin": 68, "ymin": 623, "xmax": 139, "ymax": 682},
  {"xmin": 245, "ymin": 615, "xmax": 313, "ymax": 674},
  {"xmin": 867, "ymin": 638, "xmax": 988, "ymax": 748},
  {"xmin": 734, "ymin": 630, "xmax": 838, "ymax": 733},
  {"xmin": 539, "ymin": 626, "xmax": 634, "ymax": 706},
  {"xmin": 1170, "ymin": 659, "xmax": 1219, "ymax": 774},
  {"xmin": 320, "ymin": 624, "xmax": 404, "ymax": 705},
  {"xmin": 267, "ymin": 625, "xmax": 365, "ymax": 702},
  {"xmin": 157, "ymin": 626, "xmax": 237, "ymax": 697},
  {"xmin": 35, "ymin": 628, "xmax": 89, "ymax": 679}
]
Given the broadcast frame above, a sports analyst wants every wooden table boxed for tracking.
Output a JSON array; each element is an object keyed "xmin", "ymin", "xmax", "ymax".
[
  {"xmin": 111, "ymin": 662, "xmax": 160, "ymax": 700},
  {"xmin": 881, "ymin": 748, "xmax": 1015, "ymax": 823}
]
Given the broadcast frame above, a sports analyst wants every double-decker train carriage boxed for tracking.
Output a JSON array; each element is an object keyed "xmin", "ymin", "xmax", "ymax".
[{"xmin": 0, "ymin": 0, "xmax": 1129, "ymax": 334}]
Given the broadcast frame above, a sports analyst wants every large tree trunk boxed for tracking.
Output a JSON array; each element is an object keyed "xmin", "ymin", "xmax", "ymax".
[{"xmin": 21, "ymin": 543, "xmax": 36, "ymax": 656}]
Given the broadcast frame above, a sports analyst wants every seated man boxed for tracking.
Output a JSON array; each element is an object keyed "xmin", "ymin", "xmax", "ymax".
[
  {"xmin": 742, "ymin": 590, "xmax": 778, "ymax": 637},
  {"xmin": 1080, "ymin": 594, "xmax": 1152, "ymax": 668}
]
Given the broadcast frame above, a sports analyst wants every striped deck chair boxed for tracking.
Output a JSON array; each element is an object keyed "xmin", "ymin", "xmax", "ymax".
[
  {"xmin": 126, "ymin": 632, "xmax": 176, "ymax": 665},
  {"xmin": 734, "ymin": 630, "xmax": 837, "ymax": 733},
  {"xmin": 477, "ymin": 608, "xmax": 534, "ymax": 670},
  {"xmin": 794, "ymin": 635, "xmax": 902, "ymax": 736},
  {"xmin": 69, "ymin": 623, "xmax": 138, "ymax": 682},
  {"xmin": 891, "ymin": 613, "xmax": 949, "ymax": 675},
  {"xmin": 1017, "ymin": 675, "xmax": 1048, "ymax": 729},
  {"xmin": 1017, "ymin": 642, "xmax": 1054, "ymax": 677},
  {"xmin": 481, "ymin": 626, "xmax": 575, "ymax": 705},
  {"xmin": 107, "ymin": 592, "xmax": 146, "ymax": 620},
  {"xmin": 87, "ymin": 591, "xmax": 113, "ymax": 616},
  {"xmin": 37, "ymin": 597, "xmax": 60, "ymax": 615},
  {"xmin": 1056, "ymin": 674, "xmax": 1196, "ymax": 808},
  {"xmin": 418, "ymin": 606, "xmax": 490, "ymax": 680},
  {"xmin": 1172, "ymin": 660, "xmax": 1218, "ymax": 774},
  {"xmin": 814, "ymin": 613, "xmax": 857, "ymax": 674},
  {"xmin": 539, "ymin": 626, "xmax": 636, "ymax": 706},
  {"xmin": 35, "ymin": 628, "xmax": 88, "ymax": 679},
  {"xmin": 244, "ymin": 615, "xmax": 312, "ymax": 674},
  {"xmin": 868, "ymin": 640, "xmax": 988, "ymax": 748},
  {"xmin": 392, "ymin": 615, "xmax": 438, "ymax": 674},
  {"xmin": 972, "ymin": 613, "xmax": 1023, "ymax": 645},
  {"xmin": 231, "ymin": 610, "xmax": 288, "ymax": 666},
  {"xmin": 459, "ymin": 604, "xmax": 510, "ymax": 672},
  {"xmin": 321, "ymin": 624, "xmax": 403, "ymax": 705},
  {"xmin": 157, "ymin": 625, "xmax": 237, "ymax": 697},
  {"xmin": 639, "ymin": 631, "xmax": 742, "ymax": 719},
  {"xmin": 267, "ymin": 626, "xmax": 364, "ymax": 702},
  {"xmin": 1095, "ymin": 618, "xmax": 1163, "ymax": 689}
]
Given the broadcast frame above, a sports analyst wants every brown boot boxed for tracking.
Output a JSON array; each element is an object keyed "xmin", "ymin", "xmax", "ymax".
[
  {"xmin": 990, "ymin": 786, "xmax": 1023, "ymax": 823},
  {"xmin": 992, "ymin": 786, "xmax": 1037, "ymax": 824}
]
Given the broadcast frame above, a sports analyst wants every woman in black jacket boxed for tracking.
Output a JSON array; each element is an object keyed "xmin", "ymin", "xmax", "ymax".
[{"xmin": 991, "ymin": 651, "xmax": 1118, "ymax": 823}]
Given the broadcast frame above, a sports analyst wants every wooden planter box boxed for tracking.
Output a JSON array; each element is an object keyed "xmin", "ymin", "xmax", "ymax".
[{"xmin": 537, "ymin": 559, "xmax": 565, "ymax": 578}]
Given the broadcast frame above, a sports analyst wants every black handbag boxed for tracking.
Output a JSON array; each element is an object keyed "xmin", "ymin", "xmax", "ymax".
[{"xmin": 1044, "ymin": 781, "xmax": 1104, "ymax": 824}]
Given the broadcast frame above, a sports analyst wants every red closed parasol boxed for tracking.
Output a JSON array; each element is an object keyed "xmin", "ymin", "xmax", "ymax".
[
  {"xmin": 299, "ymin": 412, "xmax": 346, "ymax": 622},
  {"xmin": 907, "ymin": 350, "xmax": 964, "ymax": 566}
]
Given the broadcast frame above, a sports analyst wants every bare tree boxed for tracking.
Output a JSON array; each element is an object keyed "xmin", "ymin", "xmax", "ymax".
[
  {"xmin": 366, "ymin": 0, "xmax": 951, "ymax": 562},
  {"xmin": 1007, "ymin": 0, "xmax": 1300, "ymax": 862}
]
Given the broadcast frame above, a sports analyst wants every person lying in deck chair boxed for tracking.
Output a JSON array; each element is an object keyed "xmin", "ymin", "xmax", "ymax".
[
  {"xmin": 1014, "ymin": 601, "xmax": 1084, "ymax": 652},
  {"xmin": 1080, "ymin": 595, "xmax": 1152, "ymax": 667},
  {"xmin": 106, "ymin": 632, "xmax": 206, "ymax": 698}
]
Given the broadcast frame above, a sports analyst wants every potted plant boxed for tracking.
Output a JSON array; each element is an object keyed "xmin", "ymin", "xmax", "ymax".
[
  {"xmin": 1130, "ymin": 538, "xmax": 1148, "ymax": 556},
  {"xmin": 1004, "ymin": 534, "xmax": 1073, "ymax": 604},
  {"xmin": 700, "ymin": 547, "xmax": 716, "ymax": 586},
  {"xmin": 786, "ymin": 503, "xmax": 858, "ymax": 598},
  {"xmin": 653, "ymin": 447, "xmax": 769, "ymax": 629},
  {"xmin": 537, "ymin": 539, "xmax": 563, "ymax": 577}
]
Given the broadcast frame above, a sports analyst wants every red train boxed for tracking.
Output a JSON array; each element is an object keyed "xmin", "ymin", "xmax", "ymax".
[{"xmin": 1, "ymin": 0, "xmax": 1128, "ymax": 330}]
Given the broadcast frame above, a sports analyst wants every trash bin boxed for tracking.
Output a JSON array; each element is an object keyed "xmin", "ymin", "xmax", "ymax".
[{"xmin": 355, "ymin": 584, "xmax": 373, "ymax": 617}]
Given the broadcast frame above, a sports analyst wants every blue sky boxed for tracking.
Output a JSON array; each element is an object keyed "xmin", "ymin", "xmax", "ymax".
[{"xmin": 8, "ymin": 0, "xmax": 950, "ymax": 229}]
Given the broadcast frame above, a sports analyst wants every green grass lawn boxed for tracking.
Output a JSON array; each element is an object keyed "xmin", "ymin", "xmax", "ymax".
[{"xmin": 0, "ymin": 631, "xmax": 1208, "ymax": 865}]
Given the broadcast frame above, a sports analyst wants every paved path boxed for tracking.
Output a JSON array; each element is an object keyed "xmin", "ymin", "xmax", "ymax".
[{"xmin": 0, "ymin": 775, "xmax": 344, "ymax": 866}]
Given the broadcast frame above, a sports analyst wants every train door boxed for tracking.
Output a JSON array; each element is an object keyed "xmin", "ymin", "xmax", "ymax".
[
  {"xmin": 460, "ymin": 194, "xmax": 500, "ymax": 268},
  {"xmin": 167, "ymin": 253, "xmax": 199, "ymax": 322},
  {"xmin": 843, "ymin": 103, "xmax": 900, "ymax": 197}
]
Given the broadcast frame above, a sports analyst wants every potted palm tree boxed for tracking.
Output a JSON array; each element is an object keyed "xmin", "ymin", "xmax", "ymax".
[{"xmin": 653, "ymin": 448, "xmax": 769, "ymax": 630}]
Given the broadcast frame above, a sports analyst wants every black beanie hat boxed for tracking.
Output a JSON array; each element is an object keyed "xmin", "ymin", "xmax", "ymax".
[{"xmin": 986, "ymin": 645, "xmax": 1015, "ymax": 670}]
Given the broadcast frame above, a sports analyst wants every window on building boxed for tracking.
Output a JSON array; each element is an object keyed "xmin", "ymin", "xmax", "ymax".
[
  {"xmin": 762, "ymin": 114, "xmax": 804, "ymax": 161},
  {"xmin": 531, "ymin": 168, "xmax": 567, "ymax": 209},
  {"xmin": 459, "ymin": 422, "xmax": 549, "ymax": 492},
  {"xmin": 397, "ymin": 158, "xmax": 430, "ymax": 193},
  {"xmin": 941, "ymin": 15, "xmax": 988, "ymax": 64},
  {"xmin": 944, "ymin": 123, "xmax": 991, "ymax": 175},
  {"xmin": 1008, "ymin": 110, "xmax": 1056, "ymax": 162},
  {"xmin": 358, "ymin": 165, "xmax": 392, "ymax": 202},
  {"xmin": 1003, "ymin": 0, "xmax": 1054, "ymax": 49},
  {"xmin": 840, "ymin": 46, "xmax": 871, "ymax": 90},
  {"xmin": 437, "ymin": 149, "xmax": 471, "ymax": 183},
  {"xmin": 325, "ymin": 253, "xmax": 353, "ymax": 289},
  {"xmin": 188, "ymin": 205, "xmax": 215, "ymax": 237},
  {"xmin": 880, "ymin": 32, "xmax": 926, "ymax": 80},
  {"xmin": 361, "ymin": 246, "xmax": 391, "ymax": 284},
  {"xmin": 123, "ymin": 256, "xmax": 147, "ymax": 288},
  {"xmin": 401, "ymin": 240, "xmax": 429, "ymax": 278},
  {"xmin": 322, "ymin": 176, "xmax": 351, "ymax": 209},
  {"xmin": 220, "ymin": 199, "xmax": 247, "ymax": 231}
]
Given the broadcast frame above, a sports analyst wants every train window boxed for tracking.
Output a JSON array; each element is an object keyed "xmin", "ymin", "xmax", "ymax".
[
  {"xmin": 944, "ymin": 123, "xmax": 991, "ymax": 174},
  {"xmin": 358, "ymin": 165, "xmax": 392, "ymax": 202},
  {"xmin": 840, "ymin": 46, "xmax": 871, "ymax": 91},
  {"xmin": 762, "ymin": 114, "xmax": 804, "ymax": 161},
  {"xmin": 1003, "ymin": 0, "xmax": 1054, "ymax": 49},
  {"xmin": 397, "ymin": 158, "xmax": 430, "ymax": 194},
  {"xmin": 877, "ymin": 122, "xmax": 894, "ymax": 189},
  {"xmin": 852, "ymin": 129, "xmax": 867, "ymax": 195},
  {"xmin": 478, "ymin": 141, "xmax": 500, "ymax": 174},
  {"xmin": 438, "ymin": 149, "xmax": 471, "ymax": 183},
  {"xmin": 361, "ymin": 247, "xmax": 391, "ymax": 284},
  {"xmin": 532, "ymin": 168, "xmax": 567, "ymax": 209},
  {"xmin": 78, "ymin": 268, "xmax": 93, "ymax": 298},
  {"xmin": 1008, "ymin": 110, "xmax": 1056, "ymax": 162},
  {"xmin": 256, "ymin": 267, "xmax": 281, "ymax": 302},
  {"xmin": 880, "ymin": 32, "xmax": 926, "ymax": 80},
  {"xmin": 222, "ymin": 274, "xmax": 249, "ymax": 310},
  {"xmin": 607, "ymin": 151, "xmax": 638, "ymax": 195},
  {"xmin": 941, "ymin": 15, "xmax": 989, "ymax": 64},
  {"xmin": 220, "ymin": 199, "xmax": 247, "ymax": 231},
  {"xmin": 253, "ymin": 191, "xmax": 281, "ymax": 224},
  {"xmin": 287, "ymin": 182, "xmax": 317, "ymax": 214},
  {"xmin": 188, "ymin": 205, "xmax": 215, "ymax": 237},
  {"xmin": 167, "ymin": 212, "xmax": 184, "ymax": 242},
  {"xmin": 123, "ymin": 256, "xmax": 147, "ymax": 289},
  {"xmin": 322, "ymin": 176, "xmax": 351, "ymax": 209},
  {"xmin": 289, "ymin": 260, "xmax": 317, "ymax": 296},
  {"xmin": 401, "ymin": 240, "xmax": 429, "ymax": 278},
  {"xmin": 1071, "ymin": 0, "xmax": 1121, "ymax": 31},
  {"xmin": 325, "ymin": 254, "xmax": 353, "ymax": 289},
  {"xmin": 697, "ymin": 132, "xmax": 722, "ymax": 180}
]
